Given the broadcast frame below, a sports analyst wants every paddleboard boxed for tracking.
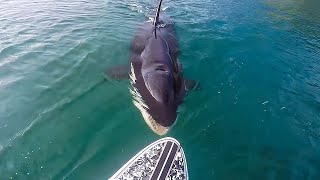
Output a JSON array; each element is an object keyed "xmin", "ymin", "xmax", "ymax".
[{"xmin": 109, "ymin": 137, "xmax": 188, "ymax": 180}]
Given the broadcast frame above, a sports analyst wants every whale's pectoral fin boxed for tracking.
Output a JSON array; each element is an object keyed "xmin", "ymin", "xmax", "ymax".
[
  {"xmin": 104, "ymin": 65, "xmax": 129, "ymax": 81},
  {"xmin": 185, "ymin": 79, "xmax": 200, "ymax": 91}
]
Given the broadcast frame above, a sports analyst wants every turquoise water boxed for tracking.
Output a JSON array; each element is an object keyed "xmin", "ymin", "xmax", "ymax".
[{"xmin": 0, "ymin": 0, "xmax": 320, "ymax": 179}]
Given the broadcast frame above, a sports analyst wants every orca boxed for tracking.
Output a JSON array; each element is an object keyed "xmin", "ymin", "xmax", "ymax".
[{"xmin": 106, "ymin": 0, "xmax": 198, "ymax": 135}]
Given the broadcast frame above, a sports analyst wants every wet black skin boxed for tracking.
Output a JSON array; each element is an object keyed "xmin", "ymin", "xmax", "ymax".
[{"xmin": 106, "ymin": 14, "xmax": 197, "ymax": 128}]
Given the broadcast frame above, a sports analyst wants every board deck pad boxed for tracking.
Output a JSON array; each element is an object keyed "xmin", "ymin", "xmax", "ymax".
[{"xmin": 109, "ymin": 137, "xmax": 188, "ymax": 180}]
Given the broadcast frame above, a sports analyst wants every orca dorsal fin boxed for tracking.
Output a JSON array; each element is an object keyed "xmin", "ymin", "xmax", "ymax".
[{"xmin": 153, "ymin": 0, "xmax": 163, "ymax": 38}]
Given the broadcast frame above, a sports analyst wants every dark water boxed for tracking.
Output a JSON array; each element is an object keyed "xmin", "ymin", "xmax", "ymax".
[{"xmin": 0, "ymin": 0, "xmax": 320, "ymax": 179}]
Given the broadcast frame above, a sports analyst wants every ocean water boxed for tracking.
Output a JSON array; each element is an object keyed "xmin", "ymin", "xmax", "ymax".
[{"xmin": 0, "ymin": 0, "xmax": 320, "ymax": 179}]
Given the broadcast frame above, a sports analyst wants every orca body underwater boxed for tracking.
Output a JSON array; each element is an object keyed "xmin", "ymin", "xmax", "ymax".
[{"xmin": 106, "ymin": 0, "xmax": 198, "ymax": 135}]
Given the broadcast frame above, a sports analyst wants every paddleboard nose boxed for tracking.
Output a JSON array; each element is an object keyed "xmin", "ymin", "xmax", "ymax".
[{"xmin": 109, "ymin": 137, "xmax": 188, "ymax": 180}]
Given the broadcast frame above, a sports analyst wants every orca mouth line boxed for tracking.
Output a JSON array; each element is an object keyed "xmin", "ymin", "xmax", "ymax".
[
  {"xmin": 156, "ymin": 67, "xmax": 166, "ymax": 72},
  {"xmin": 155, "ymin": 68, "xmax": 171, "ymax": 75}
]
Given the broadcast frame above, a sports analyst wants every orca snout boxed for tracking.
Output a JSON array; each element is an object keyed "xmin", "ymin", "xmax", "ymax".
[{"xmin": 144, "ymin": 70, "xmax": 174, "ymax": 104}]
